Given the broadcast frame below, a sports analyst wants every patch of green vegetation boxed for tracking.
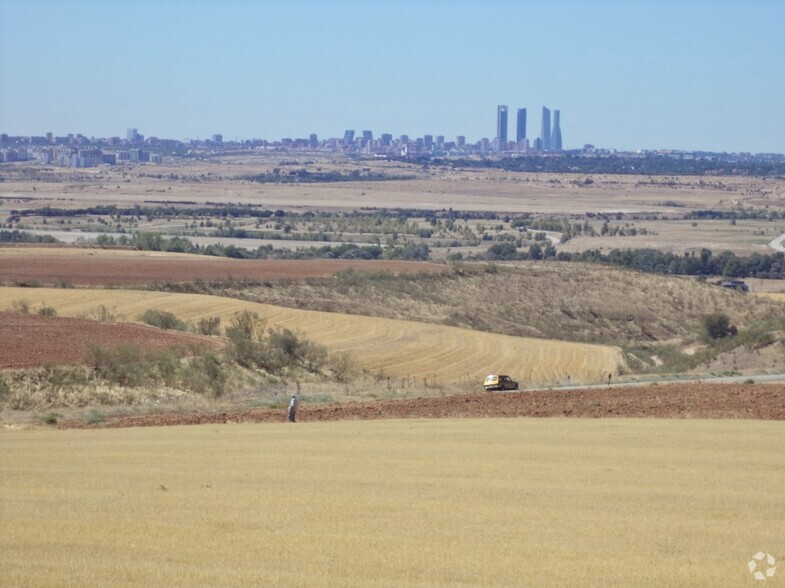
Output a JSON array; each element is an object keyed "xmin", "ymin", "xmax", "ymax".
[
  {"xmin": 195, "ymin": 316, "xmax": 221, "ymax": 336},
  {"xmin": 139, "ymin": 309, "xmax": 187, "ymax": 331},
  {"xmin": 0, "ymin": 373, "xmax": 9, "ymax": 399},
  {"xmin": 37, "ymin": 412, "xmax": 62, "ymax": 425},
  {"xmin": 11, "ymin": 299, "xmax": 31, "ymax": 313}
]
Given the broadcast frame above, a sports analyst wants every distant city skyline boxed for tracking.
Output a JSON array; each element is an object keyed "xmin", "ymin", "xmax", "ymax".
[{"xmin": 2, "ymin": 1, "xmax": 784, "ymax": 153}]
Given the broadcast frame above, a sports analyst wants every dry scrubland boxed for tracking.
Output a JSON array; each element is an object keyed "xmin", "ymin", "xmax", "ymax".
[
  {"xmin": 3, "ymin": 157, "xmax": 784, "ymax": 216},
  {"xmin": 0, "ymin": 286, "xmax": 622, "ymax": 386},
  {"xmin": 2, "ymin": 419, "xmax": 784, "ymax": 587},
  {"xmin": 222, "ymin": 262, "xmax": 783, "ymax": 347}
]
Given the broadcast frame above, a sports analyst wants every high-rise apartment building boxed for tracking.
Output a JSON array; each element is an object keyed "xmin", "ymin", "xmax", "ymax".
[
  {"xmin": 127, "ymin": 128, "xmax": 139, "ymax": 143},
  {"xmin": 551, "ymin": 110, "xmax": 562, "ymax": 151},
  {"xmin": 540, "ymin": 107, "xmax": 551, "ymax": 151},
  {"xmin": 516, "ymin": 108, "xmax": 527, "ymax": 143},
  {"xmin": 496, "ymin": 105, "xmax": 508, "ymax": 151}
]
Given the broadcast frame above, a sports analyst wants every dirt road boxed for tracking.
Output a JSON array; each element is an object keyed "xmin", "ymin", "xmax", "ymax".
[{"xmin": 57, "ymin": 382, "xmax": 785, "ymax": 428}]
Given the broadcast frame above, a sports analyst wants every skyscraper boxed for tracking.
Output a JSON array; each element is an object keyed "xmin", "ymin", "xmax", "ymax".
[
  {"xmin": 497, "ymin": 105, "xmax": 508, "ymax": 152},
  {"xmin": 551, "ymin": 110, "xmax": 562, "ymax": 151},
  {"xmin": 540, "ymin": 107, "xmax": 551, "ymax": 151},
  {"xmin": 516, "ymin": 108, "xmax": 527, "ymax": 143}
]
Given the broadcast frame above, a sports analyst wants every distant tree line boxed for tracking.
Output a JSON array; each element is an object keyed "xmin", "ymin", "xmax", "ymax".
[
  {"xmin": 432, "ymin": 155, "xmax": 785, "ymax": 177},
  {"xmin": 11, "ymin": 204, "xmax": 277, "ymax": 220},
  {"xmin": 89, "ymin": 232, "xmax": 428, "ymax": 261},
  {"xmin": 246, "ymin": 169, "xmax": 416, "ymax": 184},
  {"xmin": 569, "ymin": 248, "xmax": 785, "ymax": 279},
  {"xmin": 0, "ymin": 230, "xmax": 58, "ymax": 243},
  {"xmin": 685, "ymin": 209, "xmax": 785, "ymax": 221},
  {"xmin": 473, "ymin": 244, "xmax": 785, "ymax": 279},
  {"xmin": 11, "ymin": 204, "xmax": 511, "ymax": 224}
]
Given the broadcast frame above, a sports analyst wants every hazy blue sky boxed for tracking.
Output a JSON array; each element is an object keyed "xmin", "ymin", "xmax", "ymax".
[{"xmin": 2, "ymin": 0, "xmax": 783, "ymax": 152}]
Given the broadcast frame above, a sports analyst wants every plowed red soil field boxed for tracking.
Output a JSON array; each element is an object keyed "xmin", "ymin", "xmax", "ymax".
[
  {"xmin": 0, "ymin": 312, "xmax": 220, "ymax": 368},
  {"xmin": 58, "ymin": 383, "xmax": 785, "ymax": 428},
  {"xmin": 0, "ymin": 247, "xmax": 445, "ymax": 286}
]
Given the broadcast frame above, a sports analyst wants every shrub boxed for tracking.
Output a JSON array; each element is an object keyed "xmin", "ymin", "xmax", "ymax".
[
  {"xmin": 43, "ymin": 364, "xmax": 87, "ymax": 389},
  {"xmin": 267, "ymin": 327, "xmax": 328, "ymax": 374},
  {"xmin": 329, "ymin": 351, "xmax": 356, "ymax": 383},
  {"xmin": 139, "ymin": 309, "xmax": 187, "ymax": 331},
  {"xmin": 37, "ymin": 412, "xmax": 61, "ymax": 425},
  {"xmin": 702, "ymin": 313, "xmax": 737, "ymax": 340},
  {"xmin": 0, "ymin": 373, "xmax": 9, "ymax": 399},
  {"xmin": 12, "ymin": 299, "xmax": 30, "ymax": 313},
  {"xmin": 226, "ymin": 311, "xmax": 268, "ymax": 369},
  {"xmin": 87, "ymin": 304, "xmax": 123, "ymax": 322},
  {"xmin": 196, "ymin": 316, "xmax": 221, "ymax": 336},
  {"xmin": 224, "ymin": 311, "xmax": 326, "ymax": 375},
  {"xmin": 86, "ymin": 343, "xmax": 181, "ymax": 388},
  {"xmin": 37, "ymin": 306, "xmax": 57, "ymax": 317},
  {"xmin": 181, "ymin": 352, "xmax": 227, "ymax": 398}
]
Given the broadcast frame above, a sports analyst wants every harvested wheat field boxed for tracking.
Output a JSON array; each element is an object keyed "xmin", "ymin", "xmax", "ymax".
[
  {"xmin": 2, "ymin": 418, "xmax": 783, "ymax": 587},
  {"xmin": 0, "ymin": 312, "xmax": 220, "ymax": 369},
  {"xmin": 0, "ymin": 246, "xmax": 445, "ymax": 286},
  {"xmin": 0, "ymin": 287, "xmax": 622, "ymax": 385}
]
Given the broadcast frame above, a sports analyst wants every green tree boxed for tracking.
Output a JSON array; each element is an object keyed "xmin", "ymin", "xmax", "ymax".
[{"xmin": 702, "ymin": 313, "xmax": 737, "ymax": 340}]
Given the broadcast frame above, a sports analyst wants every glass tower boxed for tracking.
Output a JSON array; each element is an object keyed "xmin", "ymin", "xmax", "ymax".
[
  {"xmin": 541, "ymin": 107, "xmax": 551, "ymax": 151},
  {"xmin": 496, "ymin": 105, "xmax": 508, "ymax": 152},
  {"xmin": 551, "ymin": 110, "xmax": 562, "ymax": 151},
  {"xmin": 516, "ymin": 108, "xmax": 527, "ymax": 143}
]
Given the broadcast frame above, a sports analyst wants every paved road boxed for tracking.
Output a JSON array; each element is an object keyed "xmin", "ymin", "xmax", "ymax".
[{"xmin": 527, "ymin": 372, "xmax": 785, "ymax": 392}]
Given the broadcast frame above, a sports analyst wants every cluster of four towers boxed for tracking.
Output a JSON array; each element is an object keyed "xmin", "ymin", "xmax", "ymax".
[{"xmin": 496, "ymin": 105, "xmax": 562, "ymax": 152}]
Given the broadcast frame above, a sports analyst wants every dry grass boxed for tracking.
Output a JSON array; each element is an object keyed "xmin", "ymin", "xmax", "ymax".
[
  {"xmin": 2, "ymin": 418, "xmax": 783, "ymax": 586},
  {"xmin": 760, "ymin": 292, "xmax": 785, "ymax": 304},
  {"xmin": 0, "ymin": 286, "xmax": 622, "ymax": 386},
  {"xmin": 220, "ymin": 262, "xmax": 783, "ymax": 348}
]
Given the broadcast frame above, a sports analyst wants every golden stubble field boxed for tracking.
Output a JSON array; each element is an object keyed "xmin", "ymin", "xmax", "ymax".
[
  {"xmin": 0, "ymin": 287, "xmax": 622, "ymax": 385},
  {"xmin": 2, "ymin": 418, "xmax": 783, "ymax": 587}
]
